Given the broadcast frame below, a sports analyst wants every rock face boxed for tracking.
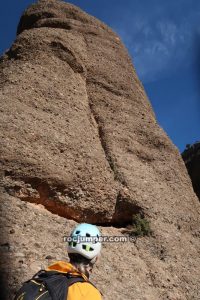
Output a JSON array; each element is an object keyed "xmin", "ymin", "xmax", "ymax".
[
  {"xmin": 0, "ymin": 1, "xmax": 200, "ymax": 299},
  {"xmin": 182, "ymin": 142, "xmax": 200, "ymax": 201}
]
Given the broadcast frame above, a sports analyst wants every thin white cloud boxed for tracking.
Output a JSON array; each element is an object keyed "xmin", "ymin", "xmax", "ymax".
[
  {"xmin": 113, "ymin": 3, "xmax": 200, "ymax": 83},
  {"xmin": 157, "ymin": 22, "xmax": 178, "ymax": 46}
]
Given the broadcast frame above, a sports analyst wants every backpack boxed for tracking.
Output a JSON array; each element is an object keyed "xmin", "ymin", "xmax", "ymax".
[{"xmin": 14, "ymin": 269, "xmax": 89, "ymax": 300}]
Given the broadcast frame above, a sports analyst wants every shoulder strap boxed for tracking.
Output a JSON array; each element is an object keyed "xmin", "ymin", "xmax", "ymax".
[{"xmin": 34, "ymin": 270, "xmax": 89, "ymax": 300}]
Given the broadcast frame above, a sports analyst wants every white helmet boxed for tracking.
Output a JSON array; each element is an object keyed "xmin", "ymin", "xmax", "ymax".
[{"xmin": 67, "ymin": 223, "xmax": 101, "ymax": 260}]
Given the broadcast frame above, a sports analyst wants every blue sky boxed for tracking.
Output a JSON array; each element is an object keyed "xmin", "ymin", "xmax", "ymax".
[{"xmin": 0, "ymin": 0, "xmax": 200, "ymax": 152}]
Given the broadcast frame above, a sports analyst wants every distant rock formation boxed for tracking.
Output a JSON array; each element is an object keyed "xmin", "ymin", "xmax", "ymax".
[
  {"xmin": 0, "ymin": 1, "xmax": 200, "ymax": 299},
  {"xmin": 182, "ymin": 141, "xmax": 200, "ymax": 200}
]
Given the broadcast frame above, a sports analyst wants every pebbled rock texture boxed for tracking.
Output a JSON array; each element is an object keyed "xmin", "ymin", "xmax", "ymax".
[{"xmin": 0, "ymin": 1, "xmax": 200, "ymax": 299}]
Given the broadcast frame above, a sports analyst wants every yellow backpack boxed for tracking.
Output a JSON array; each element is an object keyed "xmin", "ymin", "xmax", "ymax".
[{"xmin": 14, "ymin": 269, "xmax": 93, "ymax": 300}]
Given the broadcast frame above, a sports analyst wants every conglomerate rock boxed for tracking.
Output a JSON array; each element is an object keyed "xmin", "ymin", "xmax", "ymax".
[
  {"xmin": 0, "ymin": 1, "xmax": 200, "ymax": 299},
  {"xmin": 182, "ymin": 142, "xmax": 200, "ymax": 201}
]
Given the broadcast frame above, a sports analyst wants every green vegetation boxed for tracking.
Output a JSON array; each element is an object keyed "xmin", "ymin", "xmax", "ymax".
[{"xmin": 129, "ymin": 213, "xmax": 152, "ymax": 237}]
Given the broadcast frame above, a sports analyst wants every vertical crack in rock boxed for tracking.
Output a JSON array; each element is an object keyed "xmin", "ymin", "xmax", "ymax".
[
  {"xmin": 87, "ymin": 92, "xmax": 127, "ymax": 187},
  {"xmin": 82, "ymin": 35, "xmax": 141, "ymax": 223},
  {"xmin": 83, "ymin": 36, "xmax": 127, "ymax": 186},
  {"xmin": 50, "ymin": 41, "xmax": 86, "ymax": 75},
  {"xmin": 86, "ymin": 95, "xmax": 142, "ymax": 224},
  {"xmin": 111, "ymin": 188, "xmax": 142, "ymax": 224}
]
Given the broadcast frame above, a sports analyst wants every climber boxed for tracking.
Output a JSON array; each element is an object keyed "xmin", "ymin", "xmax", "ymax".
[
  {"xmin": 14, "ymin": 223, "xmax": 102, "ymax": 300},
  {"xmin": 47, "ymin": 223, "xmax": 102, "ymax": 300}
]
